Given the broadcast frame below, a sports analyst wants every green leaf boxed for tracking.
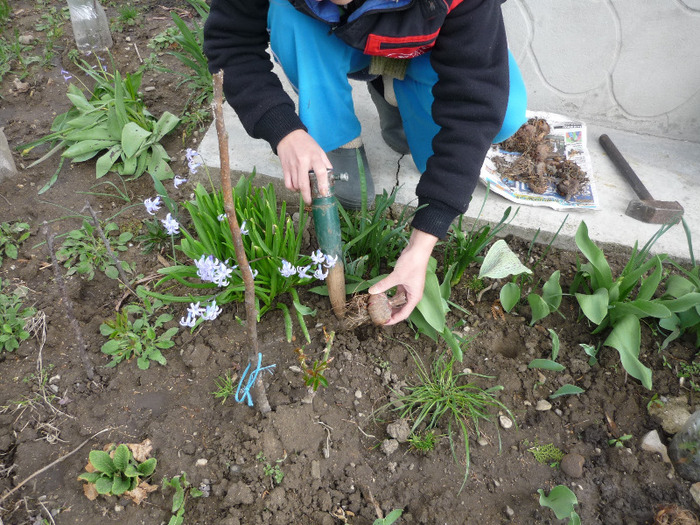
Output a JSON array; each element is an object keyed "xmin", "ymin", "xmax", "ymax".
[
  {"xmin": 542, "ymin": 270, "xmax": 562, "ymax": 310},
  {"xmin": 528, "ymin": 359, "xmax": 565, "ymax": 371},
  {"xmin": 112, "ymin": 444, "xmax": 131, "ymax": 472},
  {"xmin": 89, "ymin": 450, "xmax": 116, "ymax": 475},
  {"xmin": 548, "ymin": 329, "xmax": 560, "ymax": 360},
  {"xmin": 478, "ymin": 240, "xmax": 532, "ymax": 279},
  {"xmin": 152, "ymin": 111, "xmax": 181, "ymax": 142},
  {"xmin": 105, "ymin": 266, "xmax": 119, "ymax": 279},
  {"xmin": 575, "ymin": 288, "xmax": 609, "ymax": 325},
  {"xmin": 415, "ymin": 262, "xmax": 446, "ymax": 333},
  {"xmin": 527, "ymin": 294, "xmax": 551, "ymax": 325},
  {"xmin": 78, "ymin": 471, "xmax": 101, "ymax": 484},
  {"xmin": 500, "ymin": 282, "xmax": 521, "ymax": 313},
  {"xmin": 5, "ymin": 244, "xmax": 17, "ymax": 259},
  {"xmin": 95, "ymin": 476, "xmax": 114, "ymax": 495},
  {"xmin": 550, "ymin": 384, "xmax": 585, "ymax": 398},
  {"xmin": 637, "ymin": 258, "xmax": 664, "ymax": 301},
  {"xmin": 101, "ymin": 339, "xmax": 122, "ymax": 355},
  {"xmin": 172, "ymin": 482, "xmax": 185, "ymax": 512},
  {"xmin": 538, "ymin": 485, "xmax": 578, "ymax": 520},
  {"xmin": 660, "ymin": 293, "xmax": 700, "ymax": 313},
  {"xmin": 604, "ymin": 314, "xmax": 652, "ymax": 389},
  {"xmin": 96, "ymin": 145, "xmax": 122, "ymax": 178},
  {"xmin": 121, "ymin": 122, "xmax": 152, "ymax": 158},
  {"xmin": 575, "ymin": 221, "xmax": 613, "ymax": 289},
  {"xmin": 112, "ymin": 473, "xmax": 131, "ymax": 495},
  {"xmin": 137, "ymin": 457, "xmax": 157, "ymax": 476},
  {"xmin": 62, "ymin": 139, "xmax": 117, "ymax": 159}
]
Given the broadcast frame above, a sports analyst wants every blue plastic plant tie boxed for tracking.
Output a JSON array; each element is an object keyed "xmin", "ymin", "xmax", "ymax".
[{"xmin": 235, "ymin": 353, "xmax": 276, "ymax": 406}]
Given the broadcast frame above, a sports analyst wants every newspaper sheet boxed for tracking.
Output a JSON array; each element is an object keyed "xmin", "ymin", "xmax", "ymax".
[{"xmin": 479, "ymin": 111, "xmax": 599, "ymax": 210}]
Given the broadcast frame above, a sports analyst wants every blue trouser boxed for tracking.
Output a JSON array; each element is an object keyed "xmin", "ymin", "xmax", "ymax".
[{"xmin": 268, "ymin": 0, "xmax": 527, "ymax": 173}]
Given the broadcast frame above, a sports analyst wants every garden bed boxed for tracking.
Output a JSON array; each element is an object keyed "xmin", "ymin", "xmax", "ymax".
[{"xmin": 1, "ymin": 1, "xmax": 699, "ymax": 524}]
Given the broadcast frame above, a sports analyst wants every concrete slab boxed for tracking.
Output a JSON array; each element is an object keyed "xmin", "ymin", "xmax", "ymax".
[{"xmin": 198, "ymin": 67, "xmax": 699, "ymax": 263}]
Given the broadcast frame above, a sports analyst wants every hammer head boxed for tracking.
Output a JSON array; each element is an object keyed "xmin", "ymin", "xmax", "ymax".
[{"xmin": 626, "ymin": 199, "xmax": 684, "ymax": 224}]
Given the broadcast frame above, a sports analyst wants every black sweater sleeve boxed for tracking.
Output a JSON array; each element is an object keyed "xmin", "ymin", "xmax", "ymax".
[
  {"xmin": 203, "ymin": 0, "xmax": 307, "ymax": 152},
  {"xmin": 410, "ymin": 0, "xmax": 510, "ymax": 239}
]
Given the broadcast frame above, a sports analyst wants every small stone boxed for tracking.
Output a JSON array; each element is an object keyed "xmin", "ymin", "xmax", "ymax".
[
  {"xmin": 311, "ymin": 460, "xmax": 321, "ymax": 480},
  {"xmin": 114, "ymin": 505, "xmax": 123, "ymax": 512},
  {"xmin": 499, "ymin": 416, "xmax": 513, "ymax": 429},
  {"xmin": 554, "ymin": 409, "xmax": 563, "ymax": 417},
  {"xmin": 289, "ymin": 365, "xmax": 302, "ymax": 373},
  {"xmin": 505, "ymin": 506, "xmax": 515, "ymax": 518},
  {"xmin": 18, "ymin": 34, "xmax": 34, "ymax": 45},
  {"xmin": 381, "ymin": 439, "xmax": 399, "ymax": 456},
  {"xmin": 196, "ymin": 458, "xmax": 208, "ymax": 467},
  {"xmin": 125, "ymin": 36, "xmax": 131, "ymax": 42},
  {"xmin": 478, "ymin": 437, "xmax": 489, "ymax": 447},
  {"xmin": 535, "ymin": 399, "xmax": 552, "ymax": 411},
  {"xmin": 387, "ymin": 419, "xmax": 411, "ymax": 443},
  {"xmin": 648, "ymin": 396, "xmax": 692, "ymax": 435},
  {"xmin": 354, "ymin": 389, "xmax": 362, "ymax": 399},
  {"xmin": 144, "ymin": 86, "xmax": 156, "ymax": 92},
  {"xmin": 691, "ymin": 483, "xmax": 700, "ymax": 508},
  {"xmin": 641, "ymin": 430, "xmax": 671, "ymax": 463},
  {"xmin": 560, "ymin": 453, "xmax": 585, "ymax": 478}
]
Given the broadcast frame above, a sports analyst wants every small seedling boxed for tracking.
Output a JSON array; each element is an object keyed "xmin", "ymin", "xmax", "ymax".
[
  {"xmin": 407, "ymin": 430, "xmax": 439, "ymax": 454},
  {"xmin": 135, "ymin": 218, "xmax": 171, "ymax": 254},
  {"xmin": 162, "ymin": 472, "xmax": 203, "ymax": 525},
  {"xmin": 78, "ymin": 444, "xmax": 157, "ymax": 498},
  {"xmin": 527, "ymin": 441, "xmax": 565, "ymax": 467},
  {"xmin": 295, "ymin": 329, "xmax": 334, "ymax": 391},
  {"xmin": 212, "ymin": 370, "xmax": 238, "ymax": 404},
  {"xmin": 0, "ymin": 278, "xmax": 36, "ymax": 353},
  {"xmin": 537, "ymin": 485, "xmax": 580, "ymax": 524},
  {"xmin": 100, "ymin": 297, "xmax": 177, "ymax": 369},
  {"xmin": 608, "ymin": 434, "xmax": 632, "ymax": 448},
  {"xmin": 56, "ymin": 219, "xmax": 134, "ymax": 280},
  {"xmin": 256, "ymin": 452, "xmax": 285, "ymax": 486},
  {"xmin": 374, "ymin": 509, "xmax": 403, "ymax": 525},
  {"xmin": 0, "ymin": 221, "xmax": 30, "ymax": 267}
]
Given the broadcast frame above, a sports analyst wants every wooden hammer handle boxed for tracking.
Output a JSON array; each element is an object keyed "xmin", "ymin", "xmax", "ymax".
[{"xmin": 599, "ymin": 134, "xmax": 653, "ymax": 201}]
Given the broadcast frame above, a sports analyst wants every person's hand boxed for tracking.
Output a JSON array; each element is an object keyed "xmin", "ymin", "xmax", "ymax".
[
  {"xmin": 276, "ymin": 129, "xmax": 332, "ymax": 203},
  {"xmin": 368, "ymin": 229, "xmax": 439, "ymax": 325}
]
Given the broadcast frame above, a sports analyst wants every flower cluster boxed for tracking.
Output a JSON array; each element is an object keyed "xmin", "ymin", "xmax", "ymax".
[
  {"xmin": 280, "ymin": 249, "xmax": 338, "ymax": 281},
  {"xmin": 186, "ymin": 148, "xmax": 202, "ymax": 176},
  {"xmin": 194, "ymin": 254, "xmax": 238, "ymax": 287},
  {"xmin": 179, "ymin": 300, "xmax": 222, "ymax": 327}
]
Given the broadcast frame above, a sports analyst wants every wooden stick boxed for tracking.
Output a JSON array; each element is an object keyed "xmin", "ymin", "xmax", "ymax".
[
  {"xmin": 212, "ymin": 71, "xmax": 270, "ymax": 414},
  {"xmin": 0, "ymin": 428, "xmax": 112, "ymax": 504}
]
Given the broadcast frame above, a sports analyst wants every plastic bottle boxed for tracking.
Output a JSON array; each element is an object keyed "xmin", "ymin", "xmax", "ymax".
[
  {"xmin": 669, "ymin": 409, "xmax": 700, "ymax": 482},
  {"xmin": 66, "ymin": 0, "xmax": 113, "ymax": 54}
]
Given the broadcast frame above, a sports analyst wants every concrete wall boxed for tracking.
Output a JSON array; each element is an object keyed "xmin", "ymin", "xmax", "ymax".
[{"xmin": 502, "ymin": 0, "xmax": 700, "ymax": 143}]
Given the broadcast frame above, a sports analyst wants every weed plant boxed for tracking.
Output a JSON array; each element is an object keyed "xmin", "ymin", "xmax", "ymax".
[
  {"xmin": 56, "ymin": 218, "xmax": 134, "ymax": 281},
  {"xmin": 407, "ymin": 430, "xmax": 439, "ymax": 453},
  {"xmin": 112, "ymin": 4, "xmax": 141, "ymax": 32},
  {"xmin": 538, "ymin": 485, "xmax": 580, "ymax": 524},
  {"xmin": 256, "ymin": 452, "xmax": 285, "ymax": 486},
  {"xmin": 162, "ymin": 472, "xmax": 203, "ymax": 525},
  {"xmin": 388, "ymin": 347, "xmax": 513, "ymax": 491},
  {"xmin": 0, "ymin": 221, "xmax": 30, "ymax": 267},
  {"xmin": 527, "ymin": 441, "xmax": 565, "ymax": 466},
  {"xmin": 135, "ymin": 218, "xmax": 172, "ymax": 255},
  {"xmin": 0, "ymin": 278, "xmax": 36, "ymax": 353},
  {"xmin": 21, "ymin": 55, "xmax": 180, "ymax": 192},
  {"xmin": 99, "ymin": 297, "xmax": 177, "ymax": 369},
  {"xmin": 78, "ymin": 444, "xmax": 157, "ymax": 496},
  {"xmin": 212, "ymin": 370, "xmax": 238, "ymax": 404}
]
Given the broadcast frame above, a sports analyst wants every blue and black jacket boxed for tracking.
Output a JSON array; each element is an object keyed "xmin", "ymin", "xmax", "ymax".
[{"xmin": 204, "ymin": 0, "xmax": 510, "ymax": 239}]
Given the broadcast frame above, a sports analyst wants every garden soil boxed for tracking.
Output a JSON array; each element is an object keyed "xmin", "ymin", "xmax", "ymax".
[{"xmin": 1, "ymin": 2, "xmax": 699, "ymax": 524}]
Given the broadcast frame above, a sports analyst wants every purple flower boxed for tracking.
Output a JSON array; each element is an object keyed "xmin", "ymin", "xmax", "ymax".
[
  {"xmin": 217, "ymin": 213, "xmax": 227, "ymax": 222},
  {"xmin": 313, "ymin": 265, "xmax": 329, "ymax": 280},
  {"xmin": 161, "ymin": 213, "xmax": 180, "ymax": 235},
  {"xmin": 60, "ymin": 69, "xmax": 72, "ymax": 81},
  {"xmin": 324, "ymin": 254, "xmax": 338, "ymax": 268},
  {"xmin": 201, "ymin": 301, "xmax": 222, "ymax": 321},
  {"xmin": 297, "ymin": 265, "xmax": 312, "ymax": 279},
  {"xmin": 311, "ymin": 249, "xmax": 325, "ymax": 265},
  {"xmin": 186, "ymin": 148, "xmax": 202, "ymax": 175},
  {"xmin": 240, "ymin": 220, "xmax": 249, "ymax": 235},
  {"xmin": 279, "ymin": 259, "xmax": 296, "ymax": 278},
  {"xmin": 173, "ymin": 176, "xmax": 187, "ymax": 188},
  {"xmin": 179, "ymin": 313, "xmax": 196, "ymax": 327},
  {"xmin": 144, "ymin": 196, "xmax": 162, "ymax": 215}
]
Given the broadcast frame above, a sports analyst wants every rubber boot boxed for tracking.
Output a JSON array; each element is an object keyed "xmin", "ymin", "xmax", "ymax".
[
  {"xmin": 368, "ymin": 79, "xmax": 410, "ymax": 155},
  {"xmin": 327, "ymin": 145, "xmax": 375, "ymax": 209}
]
